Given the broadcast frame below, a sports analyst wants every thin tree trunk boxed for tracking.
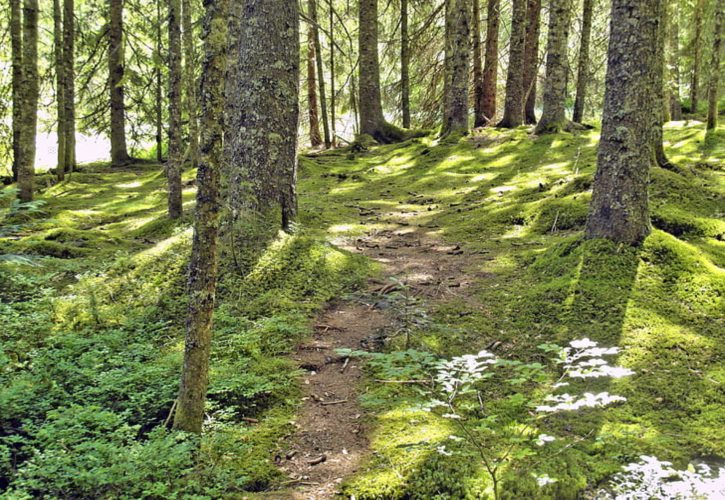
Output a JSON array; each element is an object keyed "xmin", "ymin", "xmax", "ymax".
[
  {"xmin": 18, "ymin": 0, "xmax": 38, "ymax": 202},
  {"xmin": 523, "ymin": 0, "xmax": 542, "ymax": 124},
  {"xmin": 307, "ymin": 22, "xmax": 323, "ymax": 147},
  {"xmin": 707, "ymin": 5, "xmax": 722, "ymax": 129},
  {"xmin": 498, "ymin": 0, "xmax": 527, "ymax": 127},
  {"xmin": 183, "ymin": 0, "xmax": 199, "ymax": 167},
  {"xmin": 535, "ymin": 0, "xmax": 574, "ymax": 133},
  {"xmin": 329, "ymin": 0, "xmax": 336, "ymax": 147},
  {"xmin": 63, "ymin": 0, "xmax": 75, "ymax": 173},
  {"xmin": 442, "ymin": 0, "xmax": 471, "ymax": 136},
  {"xmin": 473, "ymin": 0, "xmax": 485, "ymax": 127},
  {"xmin": 653, "ymin": 0, "xmax": 671, "ymax": 168},
  {"xmin": 173, "ymin": 0, "xmax": 230, "ymax": 435},
  {"xmin": 481, "ymin": 0, "xmax": 500, "ymax": 124},
  {"xmin": 668, "ymin": 1, "xmax": 682, "ymax": 120},
  {"xmin": 167, "ymin": 0, "xmax": 183, "ymax": 219},
  {"xmin": 309, "ymin": 0, "xmax": 331, "ymax": 148},
  {"xmin": 109, "ymin": 0, "xmax": 129, "ymax": 165},
  {"xmin": 401, "ymin": 0, "xmax": 411, "ymax": 128},
  {"xmin": 690, "ymin": 0, "xmax": 704, "ymax": 114},
  {"xmin": 155, "ymin": 0, "xmax": 163, "ymax": 161},
  {"xmin": 573, "ymin": 0, "xmax": 594, "ymax": 123},
  {"xmin": 586, "ymin": 0, "xmax": 661, "ymax": 245},
  {"xmin": 11, "ymin": 0, "xmax": 22, "ymax": 182},
  {"xmin": 54, "ymin": 0, "xmax": 66, "ymax": 181}
]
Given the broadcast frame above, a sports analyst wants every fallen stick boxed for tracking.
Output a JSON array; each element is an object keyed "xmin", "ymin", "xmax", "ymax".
[
  {"xmin": 340, "ymin": 357, "xmax": 350, "ymax": 374},
  {"xmin": 320, "ymin": 399, "xmax": 348, "ymax": 406},
  {"xmin": 308, "ymin": 455, "xmax": 327, "ymax": 465}
]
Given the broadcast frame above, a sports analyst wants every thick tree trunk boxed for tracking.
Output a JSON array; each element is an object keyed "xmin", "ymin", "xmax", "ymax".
[
  {"xmin": 497, "ymin": 0, "xmax": 527, "ymax": 128},
  {"xmin": 534, "ymin": 0, "xmax": 574, "ymax": 134},
  {"xmin": 54, "ymin": 0, "xmax": 66, "ymax": 181},
  {"xmin": 707, "ymin": 6, "xmax": 722, "ymax": 130},
  {"xmin": 309, "ymin": 0, "xmax": 331, "ymax": 148},
  {"xmin": 307, "ymin": 23, "xmax": 323, "ymax": 147},
  {"xmin": 225, "ymin": 0, "xmax": 299, "ymax": 229},
  {"xmin": 690, "ymin": 0, "xmax": 704, "ymax": 114},
  {"xmin": 329, "ymin": 0, "xmax": 336, "ymax": 147},
  {"xmin": 401, "ymin": 0, "xmax": 411, "ymax": 128},
  {"xmin": 183, "ymin": 0, "xmax": 199, "ymax": 167},
  {"xmin": 668, "ymin": 3, "xmax": 682, "ymax": 120},
  {"xmin": 63, "ymin": 0, "xmax": 75, "ymax": 173},
  {"xmin": 473, "ymin": 0, "xmax": 485, "ymax": 127},
  {"xmin": 523, "ymin": 0, "xmax": 542, "ymax": 124},
  {"xmin": 442, "ymin": 0, "xmax": 471, "ymax": 136},
  {"xmin": 11, "ymin": 0, "xmax": 22, "ymax": 182},
  {"xmin": 18, "ymin": 0, "xmax": 38, "ymax": 202},
  {"xmin": 109, "ymin": 0, "xmax": 129, "ymax": 165},
  {"xmin": 167, "ymin": 0, "xmax": 183, "ymax": 219},
  {"xmin": 155, "ymin": 0, "xmax": 163, "ymax": 162},
  {"xmin": 481, "ymin": 0, "xmax": 500, "ymax": 124},
  {"xmin": 572, "ymin": 0, "xmax": 594, "ymax": 123},
  {"xmin": 173, "ymin": 0, "xmax": 230, "ymax": 435},
  {"xmin": 586, "ymin": 0, "xmax": 661, "ymax": 245}
]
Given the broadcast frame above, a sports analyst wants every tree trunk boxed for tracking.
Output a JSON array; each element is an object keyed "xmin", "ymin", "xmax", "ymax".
[
  {"xmin": 534, "ymin": 0, "xmax": 574, "ymax": 134},
  {"xmin": 63, "ymin": 0, "xmax": 75, "ymax": 173},
  {"xmin": 401, "ymin": 0, "xmax": 411, "ymax": 128},
  {"xmin": 183, "ymin": 0, "xmax": 199, "ymax": 167},
  {"xmin": 586, "ymin": 0, "xmax": 661, "ymax": 245},
  {"xmin": 167, "ymin": 0, "xmax": 183, "ymax": 219},
  {"xmin": 18, "ymin": 0, "xmax": 38, "ymax": 202},
  {"xmin": 225, "ymin": 0, "xmax": 299, "ymax": 229},
  {"xmin": 173, "ymin": 0, "xmax": 230, "ymax": 435},
  {"xmin": 307, "ymin": 21, "xmax": 323, "ymax": 147},
  {"xmin": 481, "ymin": 0, "xmax": 499, "ymax": 125},
  {"xmin": 473, "ymin": 0, "xmax": 485, "ymax": 127},
  {"xmin": 653, "ymin": 0, "xmax": 671, "ymax": 168},
  {"xmin": 523, "ymin": 0, "xmax": 542, "ymax": 124},
  {"xmin": 442, "ymin": 0, "xmax": 471, "ymax": 136},
  {"xmin": 11, "ymin": 0, "xmax": 22, "ymax": 182},
  {"xmin": 329, "ymin": 0, "xmax": 336, "ymax": 147},
  {"xmin": 572, "ymin": 0, "xmax": 594, "ymax": 123},
  {"xmin": 497, "ymin": 0, "xmax": 527, "ymax": 128},
  {"xmin": 707, "ymin": 5, "xmax": 722, "ymax": 129},
  {"xmin": 667, "ymin": 2, "xmax": 682, "ymax": 120},
  {"xmin": 109, "ymin": 0, "xmax": 129, "ymax": 165},
  {"xmin": 155, "ymin": 0, "xmax": 163, "ymax": 162},
  {"xmin": 690, "ymin": 0, "xmax": 704, "ymax": 114},
  {"xmin": 54, "ymin": 0, "xmax": 66, "ymax": 181},
  {"xmin": 309, "ymin": 0, "xmax": 331, "ymax": 148}
]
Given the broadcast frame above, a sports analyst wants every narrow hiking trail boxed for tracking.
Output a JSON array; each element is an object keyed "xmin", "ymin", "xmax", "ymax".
[{"xmin": 276, "ymin": 203, "xmax": 486, "ymax": 499}]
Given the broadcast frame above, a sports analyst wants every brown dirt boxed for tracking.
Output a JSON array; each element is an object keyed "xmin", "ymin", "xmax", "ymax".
[{"xmin": 272, "ymin": 212, "xmax": 483, "ymax": 499}]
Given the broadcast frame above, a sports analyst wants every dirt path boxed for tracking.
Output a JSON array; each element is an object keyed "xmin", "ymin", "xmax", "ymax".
[{"xmin": 276, "ymin": 211, "xmax": 481, "ymax": 499}]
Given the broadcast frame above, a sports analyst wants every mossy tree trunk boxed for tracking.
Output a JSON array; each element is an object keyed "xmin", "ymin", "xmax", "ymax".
[
  {"xmin": 481, "ymin": 0, "xmax": 500, "ymax": 125},
  {"xmin": 183, "ymin": 0, "xmax": 199, "ymax": 167},
  {"xmin": 109, "ymin": 0, "xmax": 129, "ymax": 166},
  {"xmin": 706, "ymin": 5, "xmax": 722, "ymax": 130},
  {"xmin": 497, "ymin": 0, "xmax": 527, "ymax": 128},
  {"xmin": 523, "ymin": 0, "xmax": 542, "ymax": 124},
  {"xmin": 54, "ymin": 0, "xmax": 66, "ymax": 181},
  {"xmin": 572, "ymin": 0, "xmax": 594, "ymax": 123},
  {"xmin": 690, "ymin": 0, "xmax": 704, "ymax": 114},
  {"xmin": 173, "ymin": 0, "xmax": 230, "ymax": 435},
  {"xmin": 18, "ymin": 0, "xmax": 39, "ymax": 202},
  {"xmin": 534, "ymin": 0, "xmax": 574, "ymax": 134},
  {"xmin": 63, "ymin": 0, "xmax": 75, "ymax": 173},
  {"xmin": 442, "ymin": 0, "xmax": 471, "ymax": 136},
  {"xmin": 309, "ymin": 0, "xmax": 331, "ymax": 148},
  {"xmin": 667, "ymin": 2, "xmax": 683, "ymax": 120},
  {"xmin": 11, "ymin": 0, "xmax": 22, "ymax": 182},
  {"xmin": 586, "ymin": 0, "xmax": 662, "ymax": 245},
  {"xmin": 225, "ymin": 0, "xmax": 299, "ymax": 230},
  {"xmin": 167, "ymin": 0, "xmax": 183, "ymax": 219},
  {"xmin": 307, "ymin": 19, "xmax": 323, "ymax": 147},
  {"xmin": 401, "ymin": 0, "xmax": 411, "ymax": 128}
]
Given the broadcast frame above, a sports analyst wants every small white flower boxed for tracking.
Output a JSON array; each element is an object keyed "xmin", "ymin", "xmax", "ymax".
[{"xmin": 536, "ymin": 434, "xmax": 556, "ymax": 446}]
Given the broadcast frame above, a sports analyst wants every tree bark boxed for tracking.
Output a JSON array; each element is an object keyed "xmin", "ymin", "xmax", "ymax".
[
  {"xmin": 481, "ymin": 0, "xmax": 500, "ymax": 125},
  {"xmin": 173, "ymin": 0, "xmax": 230, "ymax": 435},
  {"xmin": 109, "ymin": 0, "xmax": 129, "ymax": 165},
  {"xmin": 167, "ymin": 0, "xmax": 183, "ymax": 219},
  {"xmin": 442, "ymin": 0, "xmax": 471, "ymax": 136},
  {"xmin": 183, "ymin": 0, "xmax": 199, "ymax": 167},
  {"xmin": 472, "ymin": 0, "xmax": 485, "ymax": 127},
  {"xmin": 309, "ymin": 0, "xmax": 331, "ymax": 148},
  {"xmin": 497, "ymin": 0, "xmax": 527, "ymax": 127},
  {"xmin": 329, "ymin": 0, "xmax": 336, "ymax": 147},
  {"xmin": 667, "ymin": 1, "xmax": 682, "ymax": 120},
  {"xmin": 523, "ymin": 0, "xmax": 542, "ymax": 124},
  {"xmin": 534, "ymin": 0, "xmax": 574, "ymax": 134},
  {"xmin": 155, "ymin": 0, "xmax": 163, "ymax": 162},
  {"xmin": 586, "ymin": 0, "xmax": 661, "ymax": 245},
  {"xmin": 54, "ymin": 0, "xmax": 67, "ymax": 181},
  {"xmin": 401, "ymin": 0, "xmax": 411, "ymax": 128},
  {"xmin": 653, "ymin": 0, "xmax": 671, "ymax": 168},
  {"xmin": 18, "ymin": 0, "xmax": 39, "ymax": 202},
  {"xmin": 307, "ymin": 21, "xmax": 323, "ymax": 147},
  {"xmin": 690, "ymin": 0, "xmax": 704, "ymax": 114},
  {"xmin": 706, "ymin": 5, "xmax": 722, "ymax": 130},
  {"xmin": 225, "ymin": 0, "xmax": 299, "ymax": 229},
  {"xmin": 11, "ymin": 0, "xmax": 22, "ymax": 182},
  {"xmin": 572, "ymin": 0, "xmax": 594, "ymax": 123},
  {"xmin": 63, "ymin": 0, "xmax": 76, "ymax": 173}
]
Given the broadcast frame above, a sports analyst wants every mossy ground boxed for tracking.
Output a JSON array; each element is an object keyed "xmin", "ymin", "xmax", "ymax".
[{"xmin": 0, "ymin": 120, "xmax": 722, "ymax": 498}]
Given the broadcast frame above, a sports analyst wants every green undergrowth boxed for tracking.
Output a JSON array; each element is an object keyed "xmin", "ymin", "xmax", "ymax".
[
  {"xmin": 0, "ymin": 165, "xmax": 369, "ymax": 497},
  {"xmin": 299, "ymin": 121, "xmax": 724, "ymax": 498}
]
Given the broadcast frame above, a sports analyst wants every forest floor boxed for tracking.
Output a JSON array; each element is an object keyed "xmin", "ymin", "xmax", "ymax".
[{"xmin": 0, "ymin": 121, "xmax": 723, "ymax": 499}]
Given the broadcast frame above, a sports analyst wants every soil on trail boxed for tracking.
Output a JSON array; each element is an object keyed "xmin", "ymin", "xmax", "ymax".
[{"xmin": 275, "ymin": 213, "xmax": 483, "ymax": 499}]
